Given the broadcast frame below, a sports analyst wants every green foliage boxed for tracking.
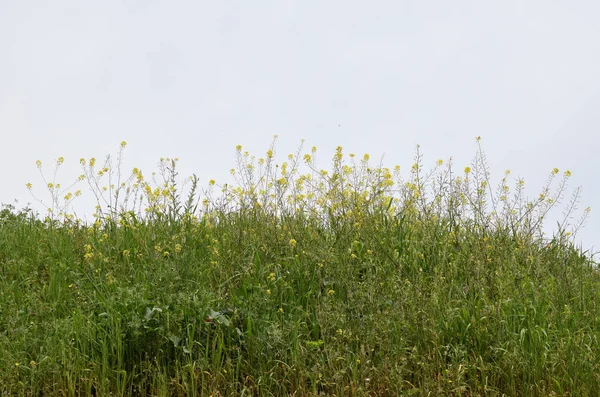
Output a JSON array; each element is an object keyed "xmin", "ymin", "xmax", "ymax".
[{"xmin": 1, "ymin": 138, "xmax": 597, "ymax": 396}]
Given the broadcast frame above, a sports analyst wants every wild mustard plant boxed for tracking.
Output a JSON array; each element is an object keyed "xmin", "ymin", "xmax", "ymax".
[
  {"xmin": 26, "ymin": 155, "xmax": 85, "ymax": 224},
  {"xmin": 2, "ymin": 136, "xmax": 597, "ymax": 396}
]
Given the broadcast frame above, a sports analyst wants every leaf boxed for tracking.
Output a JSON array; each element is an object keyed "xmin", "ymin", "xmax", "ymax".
[
  {"xmin": 168, "ymin": 334, "xmax": 181, "ymax": 347},
  {"xmin": 145, "ymin": 307, "xmax": 162, "ymax": 321}
]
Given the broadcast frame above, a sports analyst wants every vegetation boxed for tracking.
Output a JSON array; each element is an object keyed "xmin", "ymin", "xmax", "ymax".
[{"xmin": 0, "ymin": 137, "xmax": 597, "ymax": 396}]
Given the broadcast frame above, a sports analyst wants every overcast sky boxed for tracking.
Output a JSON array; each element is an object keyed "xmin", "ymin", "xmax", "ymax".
[{"xmin": 1, "ymin": 1, "xmax": 598, "ymax": 254}]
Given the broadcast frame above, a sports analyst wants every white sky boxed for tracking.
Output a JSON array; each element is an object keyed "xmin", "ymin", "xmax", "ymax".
[{"xmin": 1, "ymin": 1, "xmax": 598, "ymax": 254}]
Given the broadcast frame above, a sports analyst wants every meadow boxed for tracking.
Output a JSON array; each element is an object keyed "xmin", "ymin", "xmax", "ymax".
[{"xmin": 0, "ymin": 137, "xmax": 598, "ymax": 396}]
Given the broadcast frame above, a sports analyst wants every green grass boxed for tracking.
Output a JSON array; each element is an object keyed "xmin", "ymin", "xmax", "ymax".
[{"xmin": 0, "ymin": 138, "xmax": 597, "ymax": 396}]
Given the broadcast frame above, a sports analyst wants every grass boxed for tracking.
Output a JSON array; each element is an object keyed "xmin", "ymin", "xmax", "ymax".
[{"xmin": 0, "ymin": 137, "xmax": 598, "ymax": 396}]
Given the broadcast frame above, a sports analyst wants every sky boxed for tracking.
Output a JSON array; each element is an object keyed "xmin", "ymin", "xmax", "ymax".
[{"xmin": 1, "ymin": 1, "xmax": 599, "ymax": 255}]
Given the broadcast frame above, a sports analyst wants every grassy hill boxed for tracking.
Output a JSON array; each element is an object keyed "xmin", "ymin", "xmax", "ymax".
[{"xmin": 0, "ymin": 138, "xmax": 597, "ymax": 396}]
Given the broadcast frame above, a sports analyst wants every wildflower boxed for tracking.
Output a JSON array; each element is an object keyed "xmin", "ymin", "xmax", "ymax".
[
  {"xmin": 89, "ymin": 158, "xmax": 96, "ymax": 167},
  {"xmin": 464, "ymin": 166, "xmax": 471, "ymax": 174},
  {"xmin": 35, "ymin": 160, "xmax": 42, "ymax": 168},
  {"xmin": 57, "ymin": 156, "xmax": 64, "ymax": 165},
  {"xmin": 26, "ymin": 183, "xmax": 32, "ymax": 190},
  {"xmin": 363, "ymin": 153, "xmax": 370, "ymax": 161},
  {"xmin": 564, "ymin": 170, "xmax": 572, "ymax": 177},
  {"xmin": 334, "ymin": 146, "xmax": 343, "ymax": 161},
  {"xmin": 120, "ymin": 140, "xmax": 127, "ymax": 148},
  {"xmin": 436, "ymin": 159, "xmax": 443, "ymax": 166},
  {"xmin": 278, "ymin": 307, "xmax": 284, "ymax": 313},
  {"xmin": 289, "ymin": 239, "xmax": 297, "ymax": 247},
  {"xmin": 328, "ymin": 289, "xmax": 335, "ymax": 296},
  {"xmin": 552, "ymin": 168, "xmax": 559, "ymax": 175},
  {"xmin": 174, "ymin": 244, "xmax": 182, "ymax": 253},
  {"xmin": 236, "ymin": 144, "xmax": 242, "ymax": 151},
  {"xmin": 209, "ymin": 179, "xmax": 215, "ymax": 186}
]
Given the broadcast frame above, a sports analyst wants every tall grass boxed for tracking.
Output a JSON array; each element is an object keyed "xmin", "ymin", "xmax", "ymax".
[{"xmin": 0, "ymin": 137, "xmax": 597, "ymax": 396}]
